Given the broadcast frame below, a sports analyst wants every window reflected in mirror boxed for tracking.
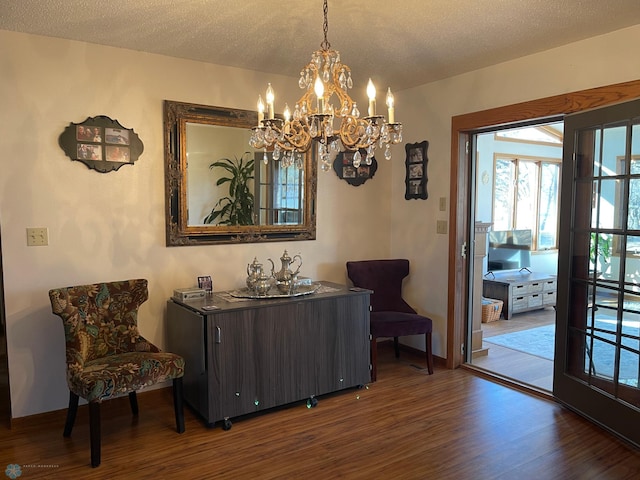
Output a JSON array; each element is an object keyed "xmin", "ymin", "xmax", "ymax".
[{"xmin": 255, "ymin": 152, "xmax": 305, "ymax": 226}]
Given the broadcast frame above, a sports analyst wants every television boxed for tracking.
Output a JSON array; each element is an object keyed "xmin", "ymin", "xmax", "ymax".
[{"xmin": 487, "ymin": 229, "xmax": 532, "ymax": 272}]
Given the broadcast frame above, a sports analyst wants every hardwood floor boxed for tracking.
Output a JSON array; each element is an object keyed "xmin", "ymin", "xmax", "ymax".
[
  {"xmin": 472, "ymin": 307, "xmax": 555, "ymax": 392},
  {"xmin": 1, "ymin": 345, "xmax": 639, "ymax": 479}
]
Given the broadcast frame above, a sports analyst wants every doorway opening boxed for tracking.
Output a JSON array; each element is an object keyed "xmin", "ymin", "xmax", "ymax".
[{"xmin": 467, "ymin": 121, "xmax": 563, "ymax": 392}]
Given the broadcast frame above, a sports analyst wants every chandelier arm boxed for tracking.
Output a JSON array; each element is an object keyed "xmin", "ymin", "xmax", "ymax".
[
  {"xmin": 299, "ymin": 86, "xmax": 317, "ymax": 116},
  {"xmin": 277, "ymin": 120, "xmax": 313, "ymax": 152},
  {"xmin": 330, "ymin": 80, "xmax": 353, "ymax": 117},
  {"xmin": 339, "ymin": 118, "xmax": 368, "ymax": 151}
]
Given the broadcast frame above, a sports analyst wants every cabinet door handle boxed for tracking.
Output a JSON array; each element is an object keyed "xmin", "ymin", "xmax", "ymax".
[{"xmin": 215, "ymin": 326, "xmax": 221, "ymax": 344}]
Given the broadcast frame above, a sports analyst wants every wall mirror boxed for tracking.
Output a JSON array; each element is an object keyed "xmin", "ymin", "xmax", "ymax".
[{"xmin": 164, "ymin": 100, "xmax": 317, "ymax": 246}]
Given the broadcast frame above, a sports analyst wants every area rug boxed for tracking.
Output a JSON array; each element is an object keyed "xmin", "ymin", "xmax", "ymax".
[
  {"xmin": 485, "ymin": 319, "xmax": 639, "ymax": 384},
  {"xmin": 485, "ymin": 324, "xmax": 555, "ymax": 360}
]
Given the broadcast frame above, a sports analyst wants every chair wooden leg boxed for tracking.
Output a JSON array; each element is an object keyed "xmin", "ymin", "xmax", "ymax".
[
  {"xmin": 63, "ymin": 392, "xmax": 79, "ymax": 437},
  {"xmin": 370, "ymin": 337, "xmax": 378, "ymax": 382},
  {"xmin": 128, "ymin": 391, "xmax": 139, "ymax": 416},
  {"xmin": 173, "ymin": 377, "xmax": 185, "ymax": 434},
  {"xmin": 425, "ymin": 332, "xmax": 434, "ymax": 375},
  {"xmin": 89, "ymin": 402, "xmax": 101, "ymax": 468},
  {"xmin": 394, "ymin": 337, "xmax": 400, "ymax": 358}
]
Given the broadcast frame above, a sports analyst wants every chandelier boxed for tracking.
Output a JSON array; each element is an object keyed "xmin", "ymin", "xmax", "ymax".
[{"xmin": 249, "ymin": 0, "xmax": 403, "ymax": 172}]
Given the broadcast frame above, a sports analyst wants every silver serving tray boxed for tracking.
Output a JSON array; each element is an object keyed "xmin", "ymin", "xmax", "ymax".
[{"xmin": 228, "ymin": 283, "xmax": 320, "ymax": 299}]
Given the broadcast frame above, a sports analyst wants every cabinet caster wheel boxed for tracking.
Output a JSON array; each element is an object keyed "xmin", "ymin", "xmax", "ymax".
[
  {"xmin": 307, "ymin": 397, "xmax": 318, "ymax": 408},
  {"xmin": 222, "ymin": 418, "xmax": 232, "ymax": 431}
]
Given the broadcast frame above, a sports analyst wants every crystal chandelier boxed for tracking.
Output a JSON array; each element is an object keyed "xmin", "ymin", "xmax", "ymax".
[{"xmin": 249, "ymin": 0, "xmax": 403, "ymax": 172}]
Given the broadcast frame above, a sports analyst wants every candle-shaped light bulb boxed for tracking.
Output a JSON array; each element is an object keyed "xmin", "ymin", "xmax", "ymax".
[
  {"xmin": 314, "ymin": 76, "xmax": 325, "ymax": 113},
  {"xmin": 283, "ymin": 103, "xmax": 291, "ymax": 122},
  {"xmin": 367, "ymin": 78, "xmax": 376, "ymax": 116},
  {"xmin": 265, "ymin": 83, "xmax": 275, "ymax": 119},
  {"xmin": 386, "ymin": 87, "xmax": 395, "ymax": 123},
  {"xmin": 257, "ymin": 95, "xmax": 265, "ymax": 125}
]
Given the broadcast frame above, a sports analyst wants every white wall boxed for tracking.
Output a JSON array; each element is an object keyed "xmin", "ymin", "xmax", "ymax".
[
  {"xmin": 390, "ymin": 25, "xmax": 640, "ymax": 356},
  {"xmin": 0, "ymin": 30, "xmax": 393, "ymax": 417}
]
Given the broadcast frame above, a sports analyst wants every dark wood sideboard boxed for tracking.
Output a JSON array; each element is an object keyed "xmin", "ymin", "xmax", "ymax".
[{"xmin": 166, "ymin": 281, "xmax": 371, "ymax": 429}]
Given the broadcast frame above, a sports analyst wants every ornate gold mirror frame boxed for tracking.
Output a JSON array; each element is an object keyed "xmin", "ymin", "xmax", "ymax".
[{"xmin": 164, "ymin": 100, "xmax": 317, "ymax": 246}]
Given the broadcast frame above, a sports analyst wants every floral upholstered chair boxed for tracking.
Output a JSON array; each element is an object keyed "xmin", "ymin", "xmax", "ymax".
[{"xmin": 49, "ymin": 279, "xmax": 185, "ymax": 468}]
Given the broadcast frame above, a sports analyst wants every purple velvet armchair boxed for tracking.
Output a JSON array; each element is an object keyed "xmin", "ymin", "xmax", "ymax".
[{"xmin": 346, "ymin": 259, "xmax": 434, "ymax": 381}]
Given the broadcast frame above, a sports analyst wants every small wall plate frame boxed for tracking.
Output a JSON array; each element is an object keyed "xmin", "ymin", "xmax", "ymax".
[{"xmin": 58, "ymin": 115, "xmax": 144, "ymax": 173}]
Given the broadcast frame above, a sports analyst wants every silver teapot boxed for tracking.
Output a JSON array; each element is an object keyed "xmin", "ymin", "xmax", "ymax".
[
  {"xmin": 246, "ymin": 257, "xmax": 264, "ymax": 292},
  {"xmin": 268, "ymin": 250, "xmax": 302, "ymax": 294},
  {"xmin": 253, "ymin": 271, "xmax": 273, "ymax": 296}
]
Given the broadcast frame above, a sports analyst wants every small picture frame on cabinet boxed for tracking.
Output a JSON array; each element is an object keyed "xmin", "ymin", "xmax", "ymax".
[
  {"xmin": 404, "ymin": 141, "xmax": 428, "ymax": 200},
  {"xmin": 198, "ymin": 276, "xmax": 213, "ymax": 294}
]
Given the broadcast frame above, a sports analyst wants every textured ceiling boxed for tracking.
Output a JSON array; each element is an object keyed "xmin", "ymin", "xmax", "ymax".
[{"xmin": 1, "ymin": 0, "xmax": 640, "ymax": 91}]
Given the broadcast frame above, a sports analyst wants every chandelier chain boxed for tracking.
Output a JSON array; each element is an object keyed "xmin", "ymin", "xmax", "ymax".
[{"xmin": 320, "ymin": 0, "xmax": 331, "ymax": 51}]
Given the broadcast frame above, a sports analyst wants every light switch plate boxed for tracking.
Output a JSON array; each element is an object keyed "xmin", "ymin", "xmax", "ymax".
[
  {"xmin": 439, "ymin": 197, "xmax": 447, "ymax": 211},
  {"xmin": 436, "ymin": 220, "xmax": 448, "ymax": 234},
  {"xmin": 26, "ymin": 227, "xmax": 48, "ymax": 246}
]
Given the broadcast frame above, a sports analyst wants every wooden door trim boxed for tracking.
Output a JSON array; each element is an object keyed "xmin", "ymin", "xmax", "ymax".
[{"xmin": 447, "ymin": 79, "xmax": 640, "ymax": 369}]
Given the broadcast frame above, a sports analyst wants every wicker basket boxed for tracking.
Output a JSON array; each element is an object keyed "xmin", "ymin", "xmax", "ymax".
[{"xmin": 481, "ymin": 298, "xmax": 503, "ymax": 323}]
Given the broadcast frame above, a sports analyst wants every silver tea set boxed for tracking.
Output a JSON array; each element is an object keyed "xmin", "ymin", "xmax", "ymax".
[{"xmin": 246, "ymin": 250, "xmax": 302, "ymax": 296}]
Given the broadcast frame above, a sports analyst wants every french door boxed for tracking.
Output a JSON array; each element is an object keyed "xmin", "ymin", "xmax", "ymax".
[{"xmin": 554, "ymin": 98, "xmax": 640, "ymax": 446}]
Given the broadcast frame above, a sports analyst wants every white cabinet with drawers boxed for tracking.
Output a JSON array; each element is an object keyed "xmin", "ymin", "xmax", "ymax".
[{"xmin": 483, "ymin": 271, "xmax": 557, "ymax": 320}]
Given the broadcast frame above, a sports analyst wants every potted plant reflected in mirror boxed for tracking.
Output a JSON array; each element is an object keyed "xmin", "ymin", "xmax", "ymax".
[
  {"xmin": 589, "ymin": 232, "xmax": 612, "ymax": 277},
  {"xmin": 203, "ymin": 152, "xmax": 255, "ymax": 225}
]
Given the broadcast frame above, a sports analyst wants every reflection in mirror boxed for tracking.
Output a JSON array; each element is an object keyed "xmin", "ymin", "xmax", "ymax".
[
  {"xmin": 255, "ymin": 151, "xmax": 305, "ymax": 226},
  {"xmin": 186, "ymin": 123, "xmax": 255, "ymax": 226},
  {"xmin": 164, "ymin": 100, "xmax": 316, "ymax": 246}
]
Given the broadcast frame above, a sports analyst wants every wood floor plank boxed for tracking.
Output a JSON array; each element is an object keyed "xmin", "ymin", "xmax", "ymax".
[{"xmin": 1, "ymin": 345, "xmax": 639, "ymax": 479}]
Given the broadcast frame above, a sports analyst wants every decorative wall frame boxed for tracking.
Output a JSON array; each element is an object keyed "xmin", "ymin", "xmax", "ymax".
[
  {"xmin": 405, "ymin": 141, "xmax": 429, "ymax": 200},
  {"xmin": 58, "ymin": 115, "xmax": 144, "ymax": 173},
  {"xmin": 332, "ymin": 149, "xmax": 378, "ymax": 186}
]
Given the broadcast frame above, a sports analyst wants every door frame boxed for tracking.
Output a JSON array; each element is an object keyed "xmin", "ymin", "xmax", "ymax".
[{"xmin": 447, "ymin": 79, "xmax": 640, "ymax": 369}]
